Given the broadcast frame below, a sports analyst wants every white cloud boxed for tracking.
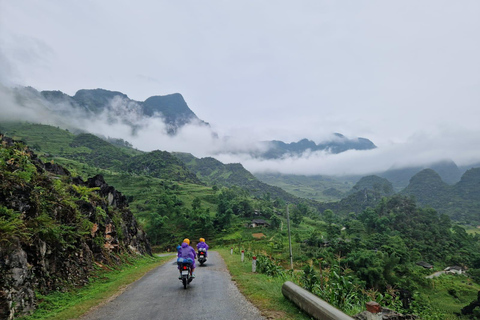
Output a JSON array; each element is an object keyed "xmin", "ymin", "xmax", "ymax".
[{"xmin": 215, "ymin": 128, "xmax": 480, "ymax": 176}]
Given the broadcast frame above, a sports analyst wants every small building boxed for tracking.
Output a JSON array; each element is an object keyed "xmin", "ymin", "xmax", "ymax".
[
  {"xmin": 444, "ymin": 266, "xmax": 464, "ymax": 275},
  {"xmin": 416, "ymin": 261, "xmax": 434, "ymax": 269},
  {"xmin": 249, "ymin": 219, "xmax": 270, "ymax": 228}
]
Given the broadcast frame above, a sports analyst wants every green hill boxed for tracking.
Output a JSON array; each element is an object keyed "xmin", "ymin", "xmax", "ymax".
[
  {"xmin": 455, "ymin": 168, "xmax": 480, "ymax": 201},
  {"xmin": 125, "ymin": 150, "xmax": 202, "ymax": 183},
  {"xmin": 317, "ymin": 175, "xmax": 394, "ymax": 216},
  {"xmin": 347, "ymin": 175, "xmax": 394, "ymax": 196},
  {"xmin": 401, "ymin": 169, "xmax": 451, "ymax": 205},
  {"xmin": 0, "ymin": 122, "xmax": 301, "ymax": 243},
  {"xmin": 174, "ymin": 152, "xmax": 305, "ymax": 204}
]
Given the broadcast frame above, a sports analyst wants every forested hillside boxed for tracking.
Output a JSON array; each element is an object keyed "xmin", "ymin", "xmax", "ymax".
[
  {"xmin": 0, "ymin": 122, "xmax": 296, "ymax": 248},
  {"xmin": 173, "ymin": 152, "xmax": 304, "ymax": 203},
  {"xmin": 402, "ymin": 168, "xmax": 480, "ymax": 224}
]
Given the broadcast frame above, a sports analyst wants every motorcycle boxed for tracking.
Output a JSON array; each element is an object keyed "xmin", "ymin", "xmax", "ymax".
[
  {"xmin": 177, "ymin": 257, "xmax": 193, "ymax": 289},
  {"xmin": 197, "ymin": 248, "xmax": 207, "ymax": 266}
]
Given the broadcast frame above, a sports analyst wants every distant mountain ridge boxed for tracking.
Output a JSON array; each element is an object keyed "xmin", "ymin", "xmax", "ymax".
[
  {"xmin": 10, "ymin": 86, "xmax": 377, "ymax": 158},
  {"xmin": 315, "ymin": 167, "xmax": 480, "ymax": 224},
  {"xmin": 259, "ymin": 133, "xmax": 376, "ymax": 159},
  {"xmin": 14, "ymin": 87, "xmax": 208, "ymax": 135}
]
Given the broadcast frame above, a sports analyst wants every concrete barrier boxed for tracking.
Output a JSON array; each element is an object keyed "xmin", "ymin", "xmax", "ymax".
[{"xmin": 282, "ymin": 281, "xmax": 354, "ymax": 320}]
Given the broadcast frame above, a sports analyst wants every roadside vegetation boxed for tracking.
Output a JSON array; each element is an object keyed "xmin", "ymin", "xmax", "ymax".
[
  {"xmin": 17, "ymin": 255, "xmax": 172, "ymax": 320},
  {"xmin": 217, "ymin": 248, "xmax": 311, "ymax": 320}
]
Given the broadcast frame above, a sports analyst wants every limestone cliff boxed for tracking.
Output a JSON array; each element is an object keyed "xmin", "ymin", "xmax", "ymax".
[{"xmin": 0, "ymin": 134, "xmax": 151, "ymax": 319}]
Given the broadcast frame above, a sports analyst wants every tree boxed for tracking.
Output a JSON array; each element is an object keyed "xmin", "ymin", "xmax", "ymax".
[
  {"xmin": 323, "ymin": 209, "xmax": 336, "ymax": 225},
  {"xmin": 192, "ymin": 197, "xmax": 201, "ymax": 211},
  {"xmin": 292, "ymin": 203, "xmax": 308, "ymax": 225},
  {"xmin": 270, "ymin": 214, "xmax": 281, "ymax": 229}
]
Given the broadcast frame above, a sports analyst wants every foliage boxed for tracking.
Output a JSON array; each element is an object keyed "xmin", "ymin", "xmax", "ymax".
[
  {"xmin": 0, "ymin": 206, "xmax": 30, "ymax": 245},
  {"xmin": 256, "ymin": 254, "xmax": 285, "ymax": 277}
]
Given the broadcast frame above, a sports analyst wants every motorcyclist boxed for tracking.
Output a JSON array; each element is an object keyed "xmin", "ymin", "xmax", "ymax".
[
  {"xmin": 178, "ymin": 238, "xmax": 196, "ymax": 278},
  {"xmin": 196, "ymin": 238, "xmax": 209, "ymax": 257}
]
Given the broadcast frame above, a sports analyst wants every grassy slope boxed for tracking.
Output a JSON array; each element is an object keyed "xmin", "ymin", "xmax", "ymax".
[{"xmin": 417, "ymin": 275, "xmax": 480, "ymax": 319}]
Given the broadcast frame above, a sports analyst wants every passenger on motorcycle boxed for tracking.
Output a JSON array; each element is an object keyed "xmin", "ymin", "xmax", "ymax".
[
  {"xmin": 196, "ymin": 238, "xmax": 209, "ymax": 257},
  {"xmin": 178, "ymin": 238, "xmax": 196, "ymax": 278}
]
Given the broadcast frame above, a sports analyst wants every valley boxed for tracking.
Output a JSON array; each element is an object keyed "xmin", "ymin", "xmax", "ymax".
[{"xmin": 2, "ymin": 121, "xmax": 480, "ymax": 319}]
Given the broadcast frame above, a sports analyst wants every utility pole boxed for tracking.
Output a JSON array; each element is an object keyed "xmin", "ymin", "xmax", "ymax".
[{"xmin": 286, "ymin": 203, "xmax": 293, "ymax": 270}]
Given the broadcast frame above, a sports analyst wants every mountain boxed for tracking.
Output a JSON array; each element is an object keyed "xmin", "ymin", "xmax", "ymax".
[
  {"xmin": 143, "ymin": 93, "xmax": 199, "ymax": 126},
  {"xmin": 255, "ymin": 159, "xmax": 469, "ymax": 202},
  {"xmin": 317, "ymin": 175, "xmax": 395, "ymax": 215},
  {"xmin": 379, "ymin": 160, "xmax": 463, "ymax": 189},
  {"xmin": 72, "ymin": 88, "xmax": 129, "ymax": 113},
  {"xmin": 13, "ymin": 87, "xmax": 207, "ymax": 135},
  {"xmin": 347, "ymin": 175, "xmax": 395, "ymax": 196},
  {"xmin": 258, "ymin": 133, "xmax": 376, "ymax": 159},
  {"xmin": 401, "ymin": 169, "xmax": 452, "ymax": 206},
  {"xmin": 9, "ymin": 86, "xmax": 378, "ymax": 158},
  {"xmin": 399, "ymin": 168, "xmax": 480, "ymax": 224},
  {"xmin": 125, "ymin": 150, "xmax": 202, "ymax": 183},
  {"xmin": 455, "ymin": 168, "xmax": 480, "ymax": 201}
]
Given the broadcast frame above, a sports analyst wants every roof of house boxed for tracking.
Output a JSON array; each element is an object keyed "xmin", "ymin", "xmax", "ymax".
[
  {"xmin": 416, "ymin": 261, "xmax": 433, "ymax": 268},
  {"xmin": 445, "ymin": 266, "xmax": 463, "ymax": 271}
]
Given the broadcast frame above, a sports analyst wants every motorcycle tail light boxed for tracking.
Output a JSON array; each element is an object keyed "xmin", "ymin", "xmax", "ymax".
[{"xmin": 183, "ymin": 266, "xmax": 187, "ymax": 270}]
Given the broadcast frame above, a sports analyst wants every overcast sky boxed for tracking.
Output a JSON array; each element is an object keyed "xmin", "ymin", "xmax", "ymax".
[{"xmin": 1, "ymin": 1, "xmax": 479, "ymax": 175}]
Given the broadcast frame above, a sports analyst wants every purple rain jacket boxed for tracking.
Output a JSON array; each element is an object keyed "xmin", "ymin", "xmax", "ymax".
[
  {"xmin": 196, "ymin": 242, "xmax": 209, "ymax": 256},
  {"xmin": 178, "ymin": 242, "xmax": 196, "ymax": 268}
]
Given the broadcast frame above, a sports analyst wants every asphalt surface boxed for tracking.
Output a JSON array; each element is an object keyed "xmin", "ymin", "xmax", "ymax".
[{"xmin": 79, "ymin": 251, "xmax": 265, "ymax": 320}]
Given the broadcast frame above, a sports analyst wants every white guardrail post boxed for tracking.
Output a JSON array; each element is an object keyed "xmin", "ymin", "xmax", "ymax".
[
  {"xmin": 230, "ymin": 247, "xmax": 233, "ymax": 255},
  {"xmin": 282, "ymin": 281, "xmax": 354, "ymax": 320},
  {"xmin": 252, "ymin": 256, "xmax": 257, "ymax": 272},
  {"xmin": 241, "ymin": 250, "xmax": 244, "ymax": 262}
]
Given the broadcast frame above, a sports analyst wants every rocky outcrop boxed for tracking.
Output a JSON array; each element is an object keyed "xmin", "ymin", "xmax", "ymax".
[{"xmin": 0, "ymin": 134, "xmax": 151, "ymax": 319}]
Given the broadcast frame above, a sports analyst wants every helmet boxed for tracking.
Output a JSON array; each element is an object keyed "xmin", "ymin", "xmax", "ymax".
[
  {"xmin": 199, "ymin": 238, "xmax": 205, "ymax": 242},
  {"xmin": 183, "ymin": 238, "xmax": 190, "ymax": 245}
]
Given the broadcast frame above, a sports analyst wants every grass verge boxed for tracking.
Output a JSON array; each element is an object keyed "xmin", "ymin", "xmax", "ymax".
[
  {"xmin": 18, "ymin": 254, "xmax": 173, "ymax": 320},
  {"xmin": 217, "ymin": 248, "xmax": 311, "ymax": 320}
]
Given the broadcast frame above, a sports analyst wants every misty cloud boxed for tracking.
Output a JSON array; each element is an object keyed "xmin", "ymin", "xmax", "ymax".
[
  {"xmin": 214, "ymin": 128, "xmax": 480, "ymax": 176},
  {"xmin": 1, "ymin": 83, "xmax": 480, "ymax": 177}
]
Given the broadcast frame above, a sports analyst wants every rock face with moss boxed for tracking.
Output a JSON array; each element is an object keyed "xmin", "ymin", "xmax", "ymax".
[{"xmin": 0, "ymin": 134, "xmax": 151, "ymax": 319}]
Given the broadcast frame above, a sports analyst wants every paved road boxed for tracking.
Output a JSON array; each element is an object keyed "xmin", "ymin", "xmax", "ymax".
[
  {"xmin": 80, "ymin": 251, "xmax": 265, "ymax": 320},
  {"xmin": 426, "ymin": 270, "xmax": 445, "ymax": 279}
]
